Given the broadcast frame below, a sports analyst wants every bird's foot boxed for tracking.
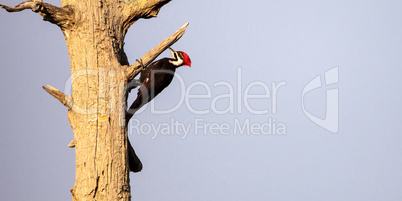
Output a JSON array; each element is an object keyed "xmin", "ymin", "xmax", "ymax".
[{"xmin": 136, "ymin": 59, "xmax": 145, "ymax": 70}]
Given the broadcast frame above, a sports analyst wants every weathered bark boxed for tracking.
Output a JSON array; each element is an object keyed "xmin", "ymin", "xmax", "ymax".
[{"xmin": 1, "ymin": 0, "xmax": 188, "ymax": 200}]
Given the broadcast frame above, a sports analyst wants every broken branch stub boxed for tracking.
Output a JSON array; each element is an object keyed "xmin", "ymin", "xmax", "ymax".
[
  {"xmin": 0, "ymin": 1, "xmax": 73, "ymax": 29},
  {"xmin": 126, "ymin": 22, "xmax": 190, "ymax": 81},
  {"xmin": 42, "ymin": 85, "xmax": 73, "ymax": 110}
]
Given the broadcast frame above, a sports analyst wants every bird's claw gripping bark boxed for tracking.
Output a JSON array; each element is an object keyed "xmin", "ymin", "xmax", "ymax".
[{"xmin": 136, "ymin": 59, "xmax": 145, "ymax": 70}]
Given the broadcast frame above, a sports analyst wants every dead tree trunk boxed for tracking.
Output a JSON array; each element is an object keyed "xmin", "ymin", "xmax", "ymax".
[{"xmin": 0, "ymin": 0, "xmax": 188, "ymax": 200}]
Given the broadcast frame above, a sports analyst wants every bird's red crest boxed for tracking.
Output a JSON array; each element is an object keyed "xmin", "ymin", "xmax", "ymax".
[{"xmin": 179, "ymin": 51, "xmax": 192, "ymax": 67}]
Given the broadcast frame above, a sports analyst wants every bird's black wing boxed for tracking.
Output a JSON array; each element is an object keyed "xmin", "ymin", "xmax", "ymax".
[{"xmin": 140, "ymin": 60, "xmax": 158, "ymax": 83}]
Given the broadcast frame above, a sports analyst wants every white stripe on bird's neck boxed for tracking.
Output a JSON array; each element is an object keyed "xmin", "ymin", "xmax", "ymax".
[{"xmin": 169, "ymin": 51, "xmax": 183, "ymax": 66}]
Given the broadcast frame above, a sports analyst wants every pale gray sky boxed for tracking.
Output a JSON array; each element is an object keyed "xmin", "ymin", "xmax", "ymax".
[{"xmin": 1, "ymin": 0, "xmax": 402, "ymax": 200}]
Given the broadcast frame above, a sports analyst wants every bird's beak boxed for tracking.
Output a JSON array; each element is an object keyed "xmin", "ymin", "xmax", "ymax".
[{"xmin": 168, "ymin": 47, "xmax": 177, "ymax": 59}]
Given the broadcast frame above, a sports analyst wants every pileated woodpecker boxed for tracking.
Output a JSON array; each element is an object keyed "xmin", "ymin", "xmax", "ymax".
[
  {"xmin": 126, "ymin": 47, "xmax": 192, "ymax": 120},
  {"xmin": 126, "ymin": 47, "xmax": 191, "ymax": 172}
]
